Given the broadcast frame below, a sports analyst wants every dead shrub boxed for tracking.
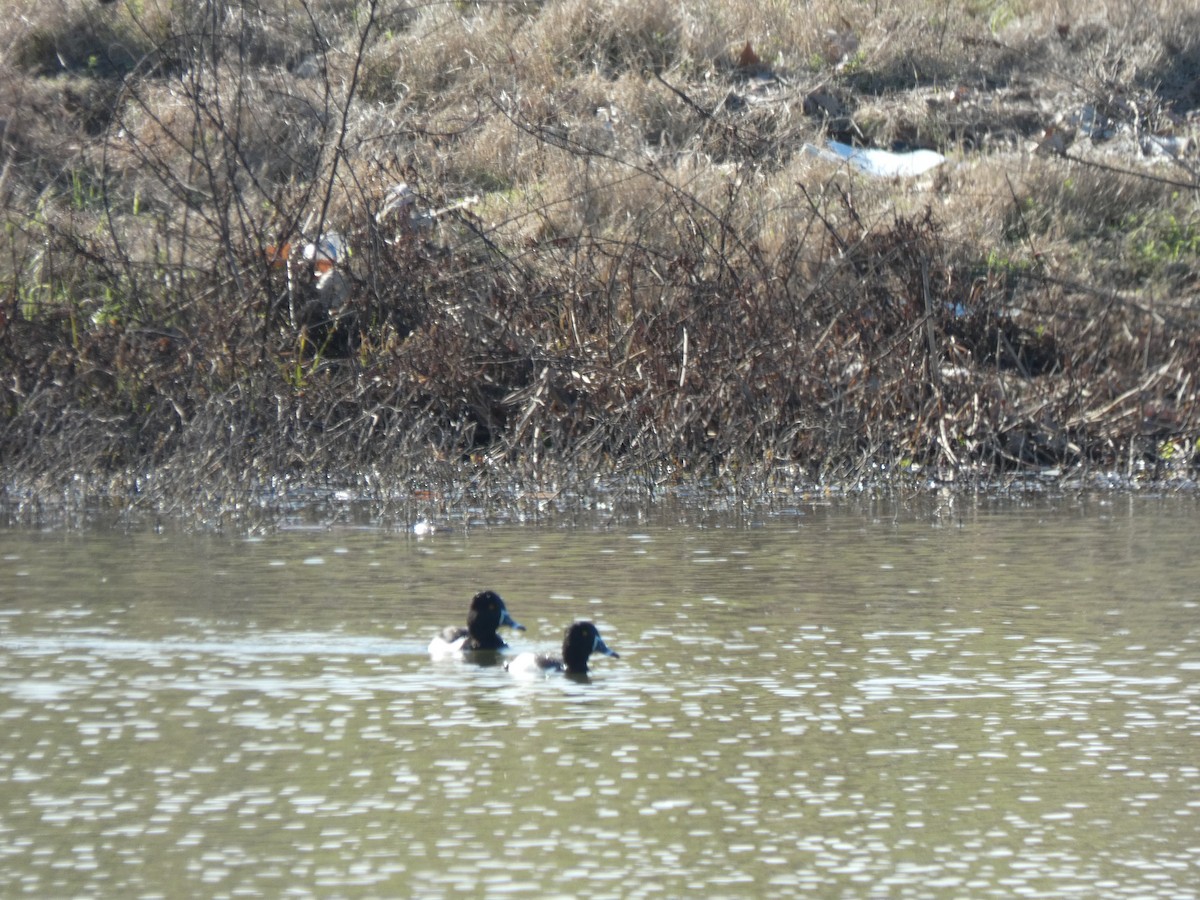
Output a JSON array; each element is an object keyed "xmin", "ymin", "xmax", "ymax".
[{"xmin": 2, "ymin": 0, "xmax": 1198, "ymax": 516}]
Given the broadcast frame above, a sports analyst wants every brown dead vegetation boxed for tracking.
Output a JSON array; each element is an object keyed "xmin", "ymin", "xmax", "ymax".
[{"xmin": 1, "ymin": 0, "xmax": 1199, "ymax": 518}]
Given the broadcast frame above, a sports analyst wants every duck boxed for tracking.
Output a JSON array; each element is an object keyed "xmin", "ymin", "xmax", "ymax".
[
  {"xmin": 505, "ymin": 621, "xmax": 620, "ymax": 677},
  {"xmin": 428, "ymin": 590, "xmax": 525, "ymax": 655}
]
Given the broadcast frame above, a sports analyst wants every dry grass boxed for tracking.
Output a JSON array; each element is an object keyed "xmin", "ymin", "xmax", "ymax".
[{"xmin": 2, "ymin": 0, "xmax": 1199, "ymax": 518}]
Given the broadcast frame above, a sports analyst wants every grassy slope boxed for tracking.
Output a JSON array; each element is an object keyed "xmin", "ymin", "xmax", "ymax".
[{"xmin": 1, "ymin": 0, "xmax": 1198, "ymax": 514}]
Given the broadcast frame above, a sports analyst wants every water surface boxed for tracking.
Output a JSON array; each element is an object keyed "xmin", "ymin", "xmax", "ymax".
[{"xmin": 1, "ymin": 496, "xmax": 1197, "ymax": 897}]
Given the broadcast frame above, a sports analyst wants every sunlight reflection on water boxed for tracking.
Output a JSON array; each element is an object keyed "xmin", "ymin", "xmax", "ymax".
[{"xmin": 0, "ymin": 498, "xmax": 1198, "ymax": 896}]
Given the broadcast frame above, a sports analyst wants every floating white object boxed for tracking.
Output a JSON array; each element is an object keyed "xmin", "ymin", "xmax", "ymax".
[
  {"xmin": 806, "ymin": 140, "xmax": 946, "ymax": 177},
  {"xmin": 412, "ymin": 518, "xmax": 450, "ymax": 537}
]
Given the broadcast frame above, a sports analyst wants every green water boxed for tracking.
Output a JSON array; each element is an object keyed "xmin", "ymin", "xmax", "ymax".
[{"xmin": 0, "ymin": 496, "xmax": 1197, "ymax": 897}]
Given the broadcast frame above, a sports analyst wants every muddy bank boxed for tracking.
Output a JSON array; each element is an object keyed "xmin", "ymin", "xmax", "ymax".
[{"xmin": 1, "ymin": 2, "xmax": 1198, "ymax": 523}]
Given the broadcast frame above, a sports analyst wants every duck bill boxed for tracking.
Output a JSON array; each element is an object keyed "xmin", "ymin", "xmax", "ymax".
[
  {"xmin": 594, "ymin": 636, "xmax": 619, "ymax": 658},
  {"xmin": 500, "ymin": 609, "xmax": 526, "ymax": 631}
]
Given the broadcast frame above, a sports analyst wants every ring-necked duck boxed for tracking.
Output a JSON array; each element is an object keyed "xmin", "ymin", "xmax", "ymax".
[
  {"xmin": 505, "ymin": 621, "xmax": 619, "ymax": 676},
  {"xmin": 428, "ymin": 590, "xmax": 526, "ymax": 655}
]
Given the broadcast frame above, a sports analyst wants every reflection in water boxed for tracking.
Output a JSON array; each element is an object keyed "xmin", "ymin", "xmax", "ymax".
[{"xmin": 0, "ymin": 498, "xmax": 1198, "ymax": 896}]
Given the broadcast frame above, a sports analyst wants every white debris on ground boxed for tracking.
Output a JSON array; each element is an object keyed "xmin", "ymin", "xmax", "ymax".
[
  {"xmin": 313, "ymin": 267, "xmax": 349, "ymax": 308},
  {"xmin": 302, "ymin": 232, "xmax": 347, "ymax": 271},
  {"xmin": 262, "ymin": 183, "xmax": 486, "ymax": 332},
  {"xmin": 1036, "ymin": 103, "xmax": 1197, "ymax": 161},
  {"xmin": 299, "ymin": 232, "xmax": 350, "ymax": 310},
  {"xmin": 804, "ymin": 140, "xmax": 947, "ymax": 178},
  {"xmin": 376, "ymin": 182, "xmax": 431, "ymax": 233},
  {"xmin": 375, "ymin": 182, "xmax": 479, "ymax": 240}
]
